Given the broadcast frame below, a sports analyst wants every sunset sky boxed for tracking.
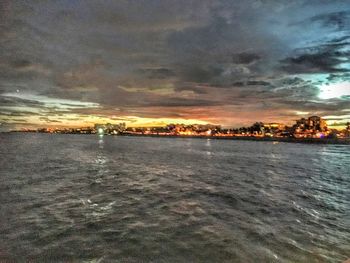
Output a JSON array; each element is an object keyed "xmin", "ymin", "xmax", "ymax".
[{"xmin": 1, "ymin": 0, "xmax": 350, "ymax": 131}]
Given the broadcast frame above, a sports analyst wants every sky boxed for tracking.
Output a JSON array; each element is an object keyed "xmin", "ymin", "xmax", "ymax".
[{"xmin": 0, "ymin": 0, "xmax": 350, "ymax": 131}]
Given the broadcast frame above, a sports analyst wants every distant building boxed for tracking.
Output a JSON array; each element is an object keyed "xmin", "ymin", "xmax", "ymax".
[
  {"xmin": 263, "ymin": 123, "xmax": 286, "ymax": 137},
  {"xmin": 308, "ymin": 116, "xmax": 327, "ymax": 132},
  {"xmin": 345, "ymin": 122, "xmax": 350, "ymax": 137},
  {"xmin": 293, "ymin": 116, "xmax": 328, "ymax": 138},
  {"xmin": 165, "ymin": 123, "xmax": 221, "ymax": 135},
  {"xmin": 94, "ymin": 122, "xmax": 126, "ymax": 134}
]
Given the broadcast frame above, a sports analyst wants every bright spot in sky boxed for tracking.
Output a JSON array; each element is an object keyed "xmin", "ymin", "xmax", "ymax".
[{"xmin": 318, "ymin": 82, "xmax": 350, "ymax": 99}]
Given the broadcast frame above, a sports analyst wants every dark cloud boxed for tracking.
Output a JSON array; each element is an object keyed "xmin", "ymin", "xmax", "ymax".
[
  {"xmin": 10, "ymin": 59, "xmax": 32, "ymax": 69},
  {"xmin": 233, "ymin": 52, "xmax": 261, "ymax": 65},
  {"xmin": 309, "ymin": 11, "xmax": 350, "ymax": 30},
  {"xmin": 232, "ymin": 82, "xmax": 245, "ymax": 87},
  {"xmin": 144, "ymin": 97, "xmax": 222, "ymax": 107},
  {"xmin": 280, "ymin": 38, "xmax": 350, "ymax": 74},
  {"xmin": 1, "ymin": 0, "xmax": 349, "ymax": 128},
  {"xmin": 39, "ymin": 117, "xmax": 62, "ymax": 123},
  {"xmin": 0, "ymin": 95, "xmax": 45, "ymax": 108},
  {"xmin": 327, "ymin": 73, "xmax": 350, "ymax": 82},
  {"xmin": 281, "ymin": 53, "xmax": 343, "ymax": 74},
  {"xmin": 136, "ymin": 68, "xmax": 176, "ymax": 79},
  {"xmin": 246, "ymin": 80, "xmax": 270, "ymax": 86}
]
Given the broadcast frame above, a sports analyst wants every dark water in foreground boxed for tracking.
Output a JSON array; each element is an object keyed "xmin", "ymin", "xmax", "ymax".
[{"xmin": 0, "ymin": 134, "xmax": 349, "ymax": 262}]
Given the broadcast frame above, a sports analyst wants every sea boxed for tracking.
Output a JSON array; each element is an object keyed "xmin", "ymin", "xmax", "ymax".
[{"xmin": 0, "ymin": 133, "xmax": 349, "ymax": 262}]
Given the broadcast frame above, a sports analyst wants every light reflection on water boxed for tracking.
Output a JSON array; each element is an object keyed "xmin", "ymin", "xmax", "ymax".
[{"xmin": 0, "ymin": 134, "xmax": 349, "ymax": 262}]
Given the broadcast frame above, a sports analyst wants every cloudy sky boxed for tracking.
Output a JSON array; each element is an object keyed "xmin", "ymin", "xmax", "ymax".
[{"xmin": 1, "ymin": 0, "xmax": 350, "ymax": 131}]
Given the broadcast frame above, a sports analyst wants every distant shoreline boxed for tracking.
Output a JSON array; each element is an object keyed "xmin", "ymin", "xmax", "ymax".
[
  {"xmin": 119, "ymin": 133, "xmax": 350, "ymax": 145},
  {"xmin": 4, "ymin": 131, "xmax": 350, "ymax": 145}
]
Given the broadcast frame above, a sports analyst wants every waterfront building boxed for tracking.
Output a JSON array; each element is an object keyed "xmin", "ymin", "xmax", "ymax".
[
  {"xmin": 308, "ymin": 116, "xmax": 327, "ymax": 132},
  {"xmin": 293, "ymin": 116, "xmax": 328, "ymax": 138},
  {"xmin": 94, "ymin": 122, "xmax": 126, "ymax": 134}
]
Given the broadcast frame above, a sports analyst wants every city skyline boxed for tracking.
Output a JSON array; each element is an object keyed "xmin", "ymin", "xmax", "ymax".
[
  {"xmin": 9, "ymin": 114, "xmax": 348, "ymax": 129},
  {"xmin": 12, "ymin": 115, "xmax": 350, "ymax": 140},
  {"xmin": 1, "ymin": 1, "xmax": 350, "ymax": 131}
]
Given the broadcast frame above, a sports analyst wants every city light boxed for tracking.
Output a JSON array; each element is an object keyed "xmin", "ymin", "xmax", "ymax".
[{"xmin": 13, "ymin": 116, "xmax": 350, "ymax": 140}]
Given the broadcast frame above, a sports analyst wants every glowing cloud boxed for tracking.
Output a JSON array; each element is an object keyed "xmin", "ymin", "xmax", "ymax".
[
  {"xmin": 2, "ymin": 93, "xmax": 100, "ymax": 109},
  {"xmin": 318, "ymin": 82, "xmax": 350, "ymax": 100}
]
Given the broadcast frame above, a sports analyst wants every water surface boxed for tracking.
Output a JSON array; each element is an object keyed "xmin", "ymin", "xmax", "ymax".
[{"xmin": 0, "ymin": 134, "xmax": 349, "ymax": 262}]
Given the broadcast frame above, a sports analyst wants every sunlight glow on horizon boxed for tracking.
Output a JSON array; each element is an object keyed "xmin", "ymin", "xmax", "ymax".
[{"xmin": 3, "ymin": 114, "xmax": 210, "ymax": 129}]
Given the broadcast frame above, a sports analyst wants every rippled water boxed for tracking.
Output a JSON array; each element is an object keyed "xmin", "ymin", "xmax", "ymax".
[{"xmin": 0, "ymin": 134, "xmax": 349, "ymax": 262}]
